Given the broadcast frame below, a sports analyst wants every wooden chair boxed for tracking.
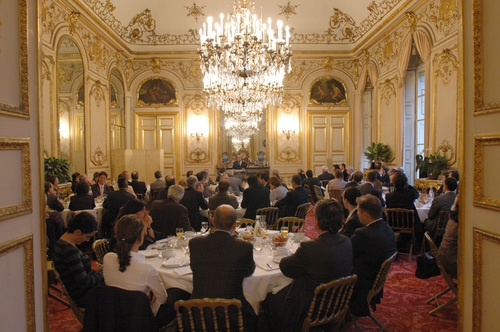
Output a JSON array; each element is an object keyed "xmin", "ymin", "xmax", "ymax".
[
  {"xmin": 47, "ymin": 260, "xmax": 70, "ymax": 307},
  {"xmin": 352, "ymin": 251, "xmax": 397, "ymax": 332},
  {"xmin": 239, "ymin": 218, "xmax": 255, "ymax": 228},
  {"xmin": 294, "ymin": 202, "xmax": 310, "ymax": 220},
  {"xmin": 433, "ymin": 210, "xmax": 451, "ymax": 246},
  {"xmin": 150, "ymin": 189, "xmax": 160, "ymax": 202},
  {"xmin": 52, "ymin": 266, "xmax": 85, "ymax": 324},
  {"xmin": 321, "ymin": 180, "xmax": 330, "ymax": 189},
  {"xmin": 424, "ymin": 232, "xmax": 458, "ymax": 316},
  {"xmin": 175, "ymin": 298, "xmax": 244, "ymax": 332},
  {"xmin": 256, "ymin": 207, "xmax": 279, "ymax": 229},
  {"xmin": 92, "ymin": 238, "xmax": 109, "ymax": 265},
  {"xmin": 328, "ymin": 188, "xmax": 344, "ymax": 202},
  {"xmin": 386, "ymin": 208, "xmax": 415, "ymax": 261},
  {"xmin": 276, "ymin": 217, "xmax": 305, "ymax": 233},
  {"xmin": 313, "ymin": 185, "xmax": 325, "ymax": 201},
  {"xmin": 301, "ymin": 274, "xmax": 358, "ymax": 332}
]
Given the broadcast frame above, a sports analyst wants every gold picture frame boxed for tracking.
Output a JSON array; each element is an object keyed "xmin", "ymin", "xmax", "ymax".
[
  {"xmin": 473, "ymin": 134, "xmax": 500, "ymax": 211},
  {"xmin": 0, "ymin": 137, "xmax": 32, "ymax": 220},
  {"xmin": 0, "ymin": 0, "xmax": 29, "ymax": 118},
  {"xmin": 0, "ymin": 234, "xmax": 35, "ymax": 331}
]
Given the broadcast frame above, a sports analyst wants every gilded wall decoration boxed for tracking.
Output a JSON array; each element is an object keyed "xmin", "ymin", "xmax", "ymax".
[
  {"xmin": 372, "ymin": 30, "xmax": 404, "ymax": 69},
  {"xmin": 91, "ymin": 146, "xmax": 107, "ymax": 166},
  {"xmin": 41, "ymin": 0, "xmax": 65, "ymax": 37},
  {"xmin": 280, "ymin": 95, "xmax": 300, "ymax": 115},
  {"xmin": 82, "ymin": 34, "xmax": 111, "ymax": 70},
  {"xmin": 433, "ymin": 48, "xmax": 459, "ymax": 86},
  {"xmin": 380, "ymin": 79, "xmax": 396, "ymax": 105},
  {"xmin": 436, "ymin": 139, "xmax": 456, "ymax": 166},
  {"xmin": 284, "ymin": 60, "xmax": 320, "ymax": 86},
  {"xmin": 90, "ymin": 80, "xmax": 105, "ymax": 107},
  {"xmin": 68, "ymin": 12, "xmax": 80, "ymax": 35},
  {"xmin": 137, "ymin": 78, "xmax": 177, "ymax": 107},
  {"xmin": 110, "ymin": 83, "xmax": 118, "ymax": 108},
  {"xmin": 420, "ymin": 0, "xmax": 459, "ymax": 35},
  {"xmin": 186, "ymin": 95, "xmax": 205, "ymax": 115},
  {"xmin": 125, "ymin": 9, "xmax": 156, "ymax": 41},
  {"xmin": 42, "ymin": 54, "xmax": 55, "ymax": 81},
  {"xmin": 474, "ymin": 135, "xmax": 500, "ymax": 211},
  {"xmin": 309, "ymin": 77, "xmax": 347, "ymax": 107},
  {"xmin": 405, "ymin": 11, "xmax": 417, "ymax": 33},
  {"xmin": 278, "ymin": 2, "xmax": 299, "ymax": 21},
  {"xmin": 185, "ymin": 3, "xmax": 205, "ymax": 22}
]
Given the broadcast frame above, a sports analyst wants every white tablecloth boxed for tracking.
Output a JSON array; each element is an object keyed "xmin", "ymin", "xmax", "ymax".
[
  {"xmin": 415, "ymin": 202, "xmax": 431, "ymax": 221},
  {"xmin": 147, "ymin": 236, "xmax": 292, "ymax": 314},
  {"xmin": 58, "ymin": 205, "xmax": 104, "ymax": 232}
]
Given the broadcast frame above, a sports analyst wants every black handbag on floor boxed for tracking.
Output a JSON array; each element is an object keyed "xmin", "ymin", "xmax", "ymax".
[{"xmin": 415, "ymin": 241, "xmax": 440, "ymax": 279}]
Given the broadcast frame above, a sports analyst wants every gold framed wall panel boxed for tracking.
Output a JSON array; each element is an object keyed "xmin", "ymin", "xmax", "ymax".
[
  {"xmin": 473, "ymin": 0, "xmax": 500, "ymax": 114},
  {"xmin": 473, "ymin": 228, "xmax": 500, "ymax": 331},
  {"xmin": 0, "ymin": 137, "xmax": 31, "ymax": 220},
  {"xmin": 0, "ymin": 0, "xmax": 29, "ymax": 118},
  {"xmin": 0, "ymin": 234, "xmax": 35, "ymax": 331},
  {"xmin": 473, "ymin": 134, "xmax": 500, "ymax": 211}
]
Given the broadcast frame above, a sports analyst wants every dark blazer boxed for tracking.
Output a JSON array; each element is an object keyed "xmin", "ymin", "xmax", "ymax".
[
  {"xmin": 241, "ymin": 185, "xmax": 270, "ymax": 219},
  {"xmin": 130, "ymin": 180, "xmax": 147, "ymax": 196},
  {"xmin": 179, "ymin": 187, "xmax": 209, "ymax": 231},
  {"xmin": 274, "ymin": 186, "xmax": 309, "ymax": 217},
  {"xmin": 350, "ymin": 220, "xmax": 397, "ymax": 317},
  {"xmin": 149, "ymin": 198, "xmax": 193, "ymax": 239},
  {"xmin": 379, "ymin": 173, "xmax": 390, "ymax": 186},
  {"xmin": 427, "ymin": 191, "xmax": 456, "ymax": 221},
  {"xmin": 91, "ymin": 183, "xmax": 114, "ymax": 198},
  {"xmin": 69, "ymin": 194, "xmax": 96, "ymax": 211},
  {"xmin": 303, "ymin": 177, "xmax": 321, "ymax": 201},
  {"xmin": 47, "ymin": 194, "xmax": 64, "ymax": 211},
  {"xmin": 318, "ymin": 172, "xmax": 334, "ymax": 181},
  {"xmin": 340, "ymin": 209, "xmax": 364, "ymax": 238},
  {"xmin": 102, "ymin": 189, "xmax": 136, "ymax": 233},
  {"xmin": 232, "ymin": 160, "xmax": 248, "ymax": 169},
  {"xmin": 268, "ymin": 232, "xmax": 353, "ymax": 331},
  {"xmin": 385, "ymin": 186, "xmax": 421, "ymax": 223},
  {"xmin": 358, "ymin": 183, "xmax": 385, "ymax": 207},
  {"xmin": 208, "ymin": 192, "xmax": 239, "ymax": 210}
]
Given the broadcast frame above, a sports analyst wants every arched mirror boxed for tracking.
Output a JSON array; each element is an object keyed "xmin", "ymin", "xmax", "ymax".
[
  {"xmin": 109, "ymin": 68, "xmax": 125, "ymax": 150},
  {"xmin": 57, "ymin": 37, "xmax": 85, "ymax": 173}
]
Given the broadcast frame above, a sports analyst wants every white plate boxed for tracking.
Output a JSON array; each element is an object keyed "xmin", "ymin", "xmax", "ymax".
[
  {"xmin": 138, "ymin": 250, "xmax": 159, "ymax": 258},
  {"xmin": 162, "ymin": 257, "xmax": 189, "ymax": 268},
  {"xmin": 272, "ymin": 255, "xmax": 286, "ymax": 263}
]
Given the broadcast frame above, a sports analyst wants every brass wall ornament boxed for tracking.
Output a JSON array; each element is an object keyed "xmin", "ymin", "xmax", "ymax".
[
  {"xmin": 433, "ymin": 48, "xmax": 459, "ymax": 86},
  {"xmin": 91, "ymin": 146, "xmax": 107, "ymax": 166},
  {"xmin": 68, "ymin": 12, "xmax": 80, "ymax": 35},
  {"xmin": 381, "ymin": 79, "xmax": 396, "ymax": 105},
  {"xmin": 436, "ymin": 139, "xmax": 456, "ymax": 166},
  {"xmin": 83, "ymin": 34, "xmax": 111, "ymax": 70},
  {"xmin": 278, "ymin": 1, "xmax": 300, "ymax": 21},
  {"xmin": 185, "ymin": 3, "xmax": 206, "ymax": 22},
  {"xmin": 90, "ymin": 80, "xmax": 105, "ymax": 107},
  {"xmin": 421, "ymin": 0, "xmax": 459, "ymax": 35},
  {"xmin": 373, "ymin": 31, "xmax": 405, "ymax": 69}
]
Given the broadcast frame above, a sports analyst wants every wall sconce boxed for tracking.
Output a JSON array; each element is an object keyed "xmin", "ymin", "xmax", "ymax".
[
  {"xmin": 191, "ymin": 132, "xmax": 204, "ymax": 142},
  {"xmin": 282, "ymin": 129, "xmax": 295, "ymax": 140}
]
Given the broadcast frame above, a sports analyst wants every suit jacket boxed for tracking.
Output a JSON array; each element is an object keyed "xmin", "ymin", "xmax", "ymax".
[
  {"xmin": 232, "ymin": 160, "xmax": 247, "ymax": 169},
  {"xmin": 241, "ymin": 185, "xmax": 270, "ymax": 219},
  {"xmin": 149, "ymin": 198, "xmax": 193, "ymax": 239},
  {"xmin": 427, "ymin": 191, "xmax": 456, "ymax": 221},
  {"xmin": 385, "ymin": 186, "xmax": 421, "ymax": 223},
  {"xmin": 47, "ymin": 194, "xmax": 64, "ymax": 211},
  {"xmin": 302, "ymin": 177, "xmax": 322, "ymax": 201},
  {"xmin": 272, "ymin": 232, "xmax": 353, "ymax": 331},
  {"xmin": 208, "ymin": 192, "xmax": 239, "ymax": 210},
  {"xmin": 69, "ymin": 194, "xmax": 96, "ymax": 211},
  {"xmin": 350, "ymin": 220, "xmax": 397, "ymax": 316},
  {"xmin": 340, "ymin": 209, "xmax": 364, "ymax": 238},
  {"xmin": 274, "ymin": 186, "xmax": 309, "ymax": 217},
  {"xmin": 228, "ymin": 177, "xmax": 244, "ymax": 196},
  {"xmin": 358, "ymin": 183, "xmax": 385, "ymax": 207},
  {"xmin": 179, "ymin": 187, "xmax": 209, "ymax": 231},
  {"xmin": 379, "ymin": 173, "xmax": 390, "ymax": 186},
  {"xmin": 149, "ymin": 179, "xmax": 166, "ymax": 192},
  {"xmin": 318, "ymin": 172, "xmax": 334, "ymax": 181},
  {"xmin": 130, "ymin": 180, "xmax": 147, "ymax": 196},
  {"xmin": 102, "ymin": 189, "xmax": 136, "ymax": 229},
  {"xmin": 91, "ymin": 183, "xmax": 114, "ymax": 198}
]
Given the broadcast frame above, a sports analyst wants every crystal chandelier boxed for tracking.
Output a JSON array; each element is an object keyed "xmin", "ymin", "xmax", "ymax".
[{"xmin": 198, "ymin": 0, "xmax": 292, "ymax": 137}]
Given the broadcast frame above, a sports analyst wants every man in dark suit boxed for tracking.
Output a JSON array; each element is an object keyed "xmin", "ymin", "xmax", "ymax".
[
  {"xmin": 129, "ymin": 171, "xmax": 147, "ymax": 197},
  {"xmin": 91, "ymin": 171, "xmax": 114, "ymax": 198},
  {"xmin": 241, "ymin": 175, "xmax": 270, "ymax": 219},
  {"xmin": 302, "ymin": 169, "xmax": 321, "ymax": 201},
  {"xmin": 102, "ymin": 176, "xmax": 135, "ymax": 236},
  {"xmin": 358, "ymin": 171, "xmax": 385, "ymax": 207},
  {"xmin": 317, "ymin": 165, "xmax": 334, "ymax": 181},
  {"xmin": 208, "ymin": 180, "xmax": 239, "ymax": 210},
  {"xmin": 232, "ymin": 154, "xmax": 247, "ymax": 169},
  {"xmin": 274, "ymin": 175, "xmax": 309, "ymax": 217},
  {"xmin": 340, "ymin": 187, "xmax": 364, "ymax": 238},
  {"xmin": 189, "ymin": 205, "xmax": 257, "ymax": 331},
  {"xmin": 424, "ymin": 177, "xmax": 458, "ymax": 236},
  {"xmin": 179, "ymin": 176, "xmax": 209, "ymax": 231},
  {"xmin": 149, "ymin": 184, "xmax": 194, "ymax": 239},
  {"xmin": 350, "ymin": 194, "xmax": 397, "ymax": 317},
  {"xmin": 263, "ymin": 199, "xmax": 353, "ymax": 331}
]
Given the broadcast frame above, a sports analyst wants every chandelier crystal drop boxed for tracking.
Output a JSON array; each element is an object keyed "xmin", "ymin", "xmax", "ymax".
[{"xmin": 198, "ymin": 0, "xmax": 292, "ymax": 138}]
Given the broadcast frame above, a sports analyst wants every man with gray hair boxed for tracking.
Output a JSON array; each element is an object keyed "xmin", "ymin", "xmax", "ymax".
[
  {"xmin": 149, "ymin": 184, "xmax": 193, "ymax": 239},
  {"xmin": 318, "ymin": 165, "xmax": 334, "ymax": 181},
  {"xmin": 179, "ymin": 175, "xmax": 209, "ymax": 231}
]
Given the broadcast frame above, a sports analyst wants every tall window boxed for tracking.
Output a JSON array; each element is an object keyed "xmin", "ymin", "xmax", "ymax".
[{"xmin": 416, "ymin": 69, "xmax": 425, "ymax": 156}]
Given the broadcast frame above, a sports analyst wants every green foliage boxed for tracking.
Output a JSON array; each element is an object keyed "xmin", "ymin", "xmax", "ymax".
[
  {"xmin": 428, "ymin": 152, "xmax": 449, "ymax": 177},
  {"xmin": 44, "ymin": 156, "xmax": 72, "ymax": 183},
  {"xmin": 363, "ymin": 142, "xmax": 395, "ymax": 163}
]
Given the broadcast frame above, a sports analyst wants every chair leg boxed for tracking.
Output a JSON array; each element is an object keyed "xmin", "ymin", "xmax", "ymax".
[
  {"xmin": 428, "ymin": 297, "xmax": 457, "ymax": 316},
  {"xmin": 368, "ymin": 313, "xmax": 389, "ymax": 332},
  {"xmin": 426, "ymin": 287, "xmax": 452, "ymax": 305},
  {"xmin": 426, "ymin": 287, "xmax": 456, "ymax": 316}
]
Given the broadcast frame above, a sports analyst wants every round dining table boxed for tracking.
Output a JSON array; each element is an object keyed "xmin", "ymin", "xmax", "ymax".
[{"xmin": 144, "ymin": 231, "xmax": 293, "ymax": 314}]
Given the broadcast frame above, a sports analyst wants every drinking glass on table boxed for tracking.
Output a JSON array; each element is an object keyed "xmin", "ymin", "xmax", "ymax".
[
  {"xmin": 235, "ymin": 219, "xmax": 241, "ymax": 229},
  {"xmin": 200, "ymin": 221, "xmax": 209, "ymax": 234},
  {"xmin": 176, "ymin": 228, "xmax": 184, "ymax": 239},
  {"xmin": 281, "ymin": 226, "xmax": 289, "ymax": 237}
]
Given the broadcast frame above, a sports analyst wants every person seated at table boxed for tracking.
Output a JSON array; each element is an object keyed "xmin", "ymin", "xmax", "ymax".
[
  {"xmin": 269, "ymin": 176, "xmax": 288, "ymax": 205},
  {"xmin": 318, "ymin": 165, "xmax": 334, "ymax": 181},
  {"xmin": 45, "ymin": 181, "xmax": 65, "ymax": 212},
  {"xmin": 349, "ymin": 194, "xmax": 397, "ymax": 318},
  {"xmin": 423, "ymin": 177, "xmax": 458, "ymax": 237},
  {"xmin": 71, "ymin": 172, "xmax": 80, "ymax": 194},
  {"xmin": 341, "ymin": 187, "xmax": 364, "ymax": 238},
  {"xmin": 129, "ymin": 171, "xmax": 147, "ymax": 197},
  {"xmin": 53, "ymin": 212, "xmax": 104, "ymax": 307},
  {"xmin": 257, "ymin": 170, "xmax": 271, "ymax": 189},
  {"xmin": 149, "ymin": 185, "xmax": 194, "ymax": 239},
  {"xmin": 189, "ymin": 204, "xmax": 257, "ymax": 331},
  {"xmin": 274, "ymin": 175, "xmax": 309, "ymax": 218},
  {"xmin": 438, "ymin": 196, "xmax": 459, "ymax": 279},
  {"xmin": 227, "ymin": 170, "xmax": 244, "ymax": 196},
  {"xmin": 69, "ymin": 180, "xmax": 96, "ymax": 211},
  {"xmin": 241, "ymin": 175, "xmax": 270, "ymax": 220},
  {"xmin": 196, "ymin": 170, "xmax": 213, "ymax": 198},
  {"xmin": 179, "ymin": 176, "xmax": 209, "ymax": 232},
  {"xmin": 208, "ymin": 180, "xmax": 238, "ymax": 210},
  {"xmin": 327, "ymin": 168, "xmax": 348, "ymax": 191},
  {"xmin": 379, "ymin": 165, "xmax": 391, "ymax": 187},
  {"xmin": 263, "ymin": 199, "xmax": 353, "ymax": 332},
  {"xmin": 47, "ymin": 175, "xmax": 62, "ymax": 199},
  {"xmin": 345, "ymin": 171, "xmax": 364, "ymax": 189},
  {"xmin": 102, "ymin": 177, "xmax": 136, "ymax": 237},
  {"xmin": 91, "ymin": 171, "xmax": 114, "ymax": 199},
  {"xmin": 303, "ymin": 169, "xmax": 322, "ymax": 202},
  {"xmin": 358, "ymin": 171, "xmax": 385, "ymax": 207},
  {"xmin": 103, "ymin": 214, "xmax": 188, "ymax": 327}
]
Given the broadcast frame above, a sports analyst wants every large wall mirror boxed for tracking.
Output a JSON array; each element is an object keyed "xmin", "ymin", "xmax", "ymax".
[{"xmin": 57, "ymin": 37, "xmax": 86, "ymax": 173}]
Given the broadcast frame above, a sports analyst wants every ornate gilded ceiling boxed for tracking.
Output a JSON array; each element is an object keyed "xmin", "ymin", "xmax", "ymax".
[{"xmin": 77, "ymin": 0, "xmax": 408, "ymax": 52}]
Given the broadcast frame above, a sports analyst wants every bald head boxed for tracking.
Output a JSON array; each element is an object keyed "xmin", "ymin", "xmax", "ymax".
[{"xmin": 213, "ymin": 204, "xmax": 237, "ymax": 231}]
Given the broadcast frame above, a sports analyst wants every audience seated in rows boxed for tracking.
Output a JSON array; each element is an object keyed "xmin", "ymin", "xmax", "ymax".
[
  {"xmin": 257, "ymin": 171, "xmax": 270, "ymax": 190},
  {"xmin": 156, "ymin": 175, "xmax": 176, "ymax": 200},
  {"xmin": 345, "ymin": 171, "xmax": 364, "ymax": 189},
  {"xmin": 179, "ymin": 176, "xmax": 209, "ymax": 231},
  {"xmin": 275, "ymin": 175, "xmax": 309, "ymax": 217},
  {"xmin": 69, "ymin": 181, "xmax": 95, "ymax": 211},
  {"xmin": 241, "ymin": 175, "xmax": 270, "ymax": 219},
  {"xmin": 196, "ymin": 170, "xmax": 213, "ymax": 198},
  {"xmin": 263, "ymin": 199, "xmax": 353, "ymax": 332},
  {"xmin": 91, "ymin": 171, "xmax": 114, "ymax": 198},
  {"xmin": 303, "ymin": 169, "xmax": 322, "ymax": 202},
  {"xmin": 149, "ymin": 185, "xmax": 194, "ymax": 239},
  {"xmin": 227, "ymin": 169, "xmax": 244, "ymax": 196},
  {"xmin": 340, "ymin": 187, "xmax": 364, "ymax": 238},
  {"xmin": 358, "ymin": 171, "xmax": 385, "ymax": 207},
  {"xmin": 53, "ymin": 212, "xmax": 104, "ymax": 307},
  {"xmin": 327, "ymin": 169, "xmax": 348, "ymax": 191},
  {"xmin": 424, "ymin": 177, "xmax": 458, "ymax": 237},
  {"xmin": 318, "ymin": 165, "xmax": 334, "ymax": 181},
  {"xmin": 208, "ymin": 180, "xmax": 239, "ymax": 210},
  {"xmin": 149, "ymin": 170, "xmax": 166, "ymax": 193}
]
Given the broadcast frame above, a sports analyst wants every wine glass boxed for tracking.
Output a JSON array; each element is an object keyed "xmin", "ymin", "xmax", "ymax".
[
  {"xmin": 176, "ymin": 228, "xmax": 184, "ymax": 239},
  {"xmin": 281, "ymin": 226, "xmax": 289, "ymax": 237},
  {"xmin": 200, "ymin": 221, "xmax": 208, "ymax": 234}
]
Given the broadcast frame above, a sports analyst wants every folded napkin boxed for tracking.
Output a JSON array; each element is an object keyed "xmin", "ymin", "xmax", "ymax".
[
  {"xmin": 174, "ymin": 266, "xmax": 193, "ymax": 275},
  {"xmin": 254, "ymin": 256, "xmax": 280, "ymax": 271},
  {"xmin": 138, "ymin": 250, "xmax": 159, "ymax": 258},
  {"xmin": 162, "ymin": 256, "xmax": 189, "ymax": 268}
]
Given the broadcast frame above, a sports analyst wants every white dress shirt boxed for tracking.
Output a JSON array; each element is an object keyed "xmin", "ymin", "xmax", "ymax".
[{"xmin": 103, "ymin": 251, "xmax": 167, "ymax": 315}]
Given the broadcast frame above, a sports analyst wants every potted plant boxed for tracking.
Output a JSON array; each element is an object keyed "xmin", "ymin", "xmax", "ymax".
[
  {"xmin": 427, "ymin": 152, "xmax": 449, "ymax": 180},
  {"xmin": 415, "ymin": 154, "xmax": 429, "ymax": 178},
  {"xmin": 44, "ymin": 156, "xmax": 72, "ymax": 183},
  {"xmin": 363, "ymin": 142, "xmax": 395, "ymax": 167}
]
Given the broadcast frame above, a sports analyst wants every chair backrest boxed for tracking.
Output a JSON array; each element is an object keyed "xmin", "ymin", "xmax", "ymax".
[
  {"xmin": 52, "ymin": 266, "xmax": 85, "ymax": 324},
  {"xmin": 313, "ymin": 185, "xmax": 325, "ymax": 201},
  {"xmin": 321, "ymin": 180, "xmax": 330, "ymax": 189},
  {"xmin": 256, "ymin": 207, "xmax": 279, "ymax": 229},
  {"xmin": 150, "ymin": 189, "xmax": 160, "ymax": 202},
  {"xmin": 239, "ymin": 218, "xmax": 255, "ymax": 228},
  {"xmin": 276, "ymin": 217, "xmax": 305, "ymax": 233},
  {"xmin": 366, "ymin": 251, "xmax": 397, "ymax": 306},
  {"xmin": 386, "ymin": 208, "xmax": 415, "ymax": 234},
  {"xmin": 434, "ymin": 210, "xmax": 451, "ymax": 242},
  {"xmin": 302, "ymin": 275, "xmax": 358, "ymax": 332},
  {"xmin": 294, "ymin": 203, "xmax": 310, "ymax": 220},
  {"xmin": 424, "ymin": 232, "xmax": 458, "ymax": 294},
  {"xmin": 328, "ymin": 188, "xmax": 344, "ymax": 202},
  {"xmin": 175, "ymin": 298, "xmax": 244, "ymax": 332},
  {"xmin": 92, "ymin": 239, "xmax": 109, "ymax": 265}
]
